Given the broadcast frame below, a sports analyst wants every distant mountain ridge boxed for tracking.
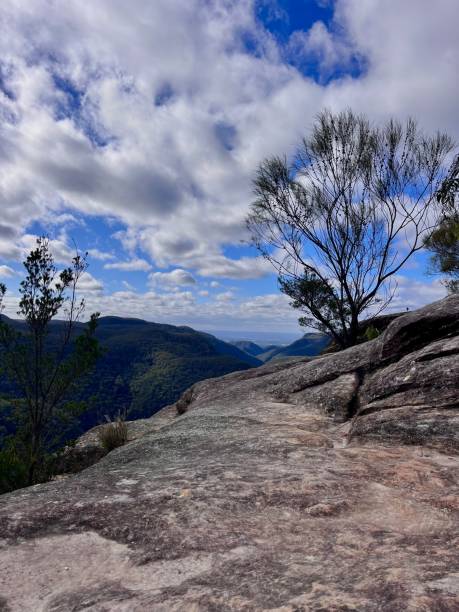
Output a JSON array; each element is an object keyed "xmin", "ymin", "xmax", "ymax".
[
  {"xmin": 232, "ymin": 332, "xmax": 330, "ymax": 362},
  {"xmin": 0, "ymin": 315, "xmax": 261, "ymax": 441},
  {"xmin": 230, "ymin": 340, "xmax": 265, "ymax": 357}
]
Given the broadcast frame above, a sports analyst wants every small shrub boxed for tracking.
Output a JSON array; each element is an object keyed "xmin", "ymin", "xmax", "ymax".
[
  {"xmin": 176, "ymin": 386, "xmax": 194, "ymax": 415},
  {"xmin": 97, "ymin": 417, "xmax": 128, "ymax": 452},
  {"xmin": 0, "ymin": 445, "xmax": 28, "ymax": 494},
  {"xmin": 364, "ymin": 325, "xmax": 380, "ymax": 341}
]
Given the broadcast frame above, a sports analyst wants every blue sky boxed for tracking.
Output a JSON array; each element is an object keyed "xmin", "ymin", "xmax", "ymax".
[{"xmin": 0, "ymin": 0, "xmax": 457, "ymax": 340}]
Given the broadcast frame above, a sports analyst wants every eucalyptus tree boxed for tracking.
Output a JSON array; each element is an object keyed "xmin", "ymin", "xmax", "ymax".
[
  {"xmin": 0, "ymin": 237, "xmax": 101, "ymax": 485},
  {"xmin": 247, "ymin": 110, "xmax": 454, "ymax": 348},
  {"xmin": 425, "ymin": 154, "xmax": 459, "ymax": 293}
]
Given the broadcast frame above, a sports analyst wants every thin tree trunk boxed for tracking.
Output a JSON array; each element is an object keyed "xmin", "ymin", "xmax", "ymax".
[
  {"xmin": 347, "ymin": 314, "xmax": 360, "ymax": 348},
  {"xmin": 27, "ymin": 428, "xmax": 41, "ymax": 485}
]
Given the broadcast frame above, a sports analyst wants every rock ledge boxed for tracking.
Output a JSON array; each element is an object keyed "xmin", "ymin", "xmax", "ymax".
[{"xmin": 0, "ymin": 296, "xmax": 458, "ymax": 611}]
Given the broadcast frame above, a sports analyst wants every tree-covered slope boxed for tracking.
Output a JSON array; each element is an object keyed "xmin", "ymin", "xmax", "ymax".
[
  {"xmin": 230, "ymin": 340, "xmax": 265, "ymax": 357},
  {"xmin": 0, "ymin": 316, "xmax": 261, "ymax": 439},
  {"xmin": 258, "ymin": 333, "xmax": 330, "ymax": 362}
]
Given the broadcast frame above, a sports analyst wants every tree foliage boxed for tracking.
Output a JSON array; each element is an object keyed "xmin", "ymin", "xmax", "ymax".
[
  {"xmin": 424, "ymin": 154, "xmax": 459, "ymax": 293},
  {"xmin": 0, "ymin": 237, "xmax": 101, "ymax": 486},
  {"xmin": 247, "ymin": 109, "xmax": 454, "ymax": 347},
  {"xmin": 435, "ymin": 154, "xmax": 459, "ymax": 209}
]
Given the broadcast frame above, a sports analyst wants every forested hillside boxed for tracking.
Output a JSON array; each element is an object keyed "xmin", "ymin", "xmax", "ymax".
[
  {"xmin": 258, "ymin": 333, "xmax": 330, "ymax": 361},
  {"xmin": 0, "ymin": 316, "xmax": 261, "ymax": 441},
  {"xmin": 233, "ymin": 333, "xmax": 330, "ymax": 362},
  {"xmin": 230, "ymin": 340, "xmax": 265, "ymax": 357}
]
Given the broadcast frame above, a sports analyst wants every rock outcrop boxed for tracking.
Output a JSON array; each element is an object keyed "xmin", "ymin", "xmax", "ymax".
[{"xmin": 0, "ymin": 296, "xmax": 458, "ymax": 611}]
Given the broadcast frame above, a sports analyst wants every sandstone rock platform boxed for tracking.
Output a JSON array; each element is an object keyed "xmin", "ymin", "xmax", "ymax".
[{"xmin": 0, "ymin": 296, "xmax": 458, "ymax": 611}]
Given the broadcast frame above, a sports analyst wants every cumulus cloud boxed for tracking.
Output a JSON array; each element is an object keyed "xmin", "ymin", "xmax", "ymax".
[
  {"xmin": 215, "ymin": 291, "xmax": 235, "ymax": 303},
  {"xmin": 0, "ymin": 273, "xmax": 449, "ymax": 333},
  {"xmin": 0, "ymin": 0, "xmax": 456, "ymax": 329},
  {"xmin": 13, "ymin": 234, "xmax": 79, "ymax": 264},
  {"xmin": 149, "ymin": 268, "xmax": 196, "ymax": 287},
  {"xmin": 1, "ymin": 0, "xmax": 453, "ymax": 267},
  {"xmin": 88, "ymin": 248, "xmax": 115, "ymax": 261},
  {"xmin": 104, "ymin": 258, "xmax": 152, "ymax": 272},
  {"xmin": 195, "ymin": 255, "xmax": 273, "ymax": 280},
  {"xmin": 386, "ymin": 275, "xmax": 447, "ymax": 312},
  {"xmin": 0, "ymin": 0, "xmax": 269, "ymax": 265},
  {"xmin": 77, "ymin": 272, "xmax": 104, "ymax": 293},
  {"xmin": 287, "ymin": 20, "xmax": 357, "ymax": 79},
  {"xmin": 0, "ymin": 265, "xmax": 15, "ymax": 278}
]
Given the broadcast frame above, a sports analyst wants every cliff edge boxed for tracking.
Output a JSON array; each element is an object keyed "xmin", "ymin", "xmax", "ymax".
[{"xmin": 0, "ymin": 295, "xmax": 458, "ymax": 611}]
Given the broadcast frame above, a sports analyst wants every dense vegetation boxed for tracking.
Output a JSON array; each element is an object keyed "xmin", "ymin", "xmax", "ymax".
[
  {"xmin": 425, "ymin": 154, "xmax": 459, "ymax": 293},
  {"xmin": 0, "ymin": 315, "xmax": 260, "ymax": 447},
  {"xmin": 80, "ymin": 316, "xmax": 260, "ymax": 425},
  {"xmin": 0, "ymin": 240, "xmax": 260, "ymax": 493},
  {"xmin": 0, "ymin": 239, "xmax": 100, "ymax": 489}
]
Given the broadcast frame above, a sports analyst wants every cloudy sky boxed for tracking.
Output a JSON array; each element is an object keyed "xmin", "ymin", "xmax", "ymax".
[{"xmin": 0, "ymin": 0, "xmax": 457, "ymax": 340}]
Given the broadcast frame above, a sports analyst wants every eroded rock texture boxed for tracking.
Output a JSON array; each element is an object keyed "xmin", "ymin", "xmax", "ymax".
[{"xmin": 0, "ymin": 295, "xmax": 458, "ymax": 611}]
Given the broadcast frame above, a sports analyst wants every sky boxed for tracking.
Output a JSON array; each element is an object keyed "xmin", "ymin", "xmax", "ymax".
[{"xmin": 0, "ymin": 0, "xmax": 457, "ymax": 340}]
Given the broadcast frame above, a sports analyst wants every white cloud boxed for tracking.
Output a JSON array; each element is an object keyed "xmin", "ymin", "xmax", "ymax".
[
  {"xmin": 77, "ymin": 272, "xmax": 104, "ymax": 293},
  {"xmin": 0, "ymin": 0, "xmax": 271, "ymax": 269},
  {"xmin": 0, "ymin": 265, "xmax": 15, "ymax": 278},
  {"xmin": 104, "ymin": 258, "xmax": 151, "ymax": 272},
  {"xmin": 77, "ymin": 289, "xmax": 299, "ymax": 332},
  {"xmin": 195, "ymin": 255, "xmax": 273, "ymax": 280},
  {"xmin": 88, "ymin": 248, "xmax": 115, "ymax": 261},
  {"xmin": 0, "ymin": 0, "xmax": 456, "ymax": 331},
  {"xmin": 385, "ymin": 275, "xmax": 447, "ymax": 312},
  {"xmin": 149, "ymin": 268, "xmax": 196, "ymax": 287},
  {"xmin": 15, "ymin": 234, "xmax": 77, "ymax": 264},
  {"xmin": 287, "ymin": 21, "xmax": 356, "ymax": 78},
  {"xmin": 215, "ymin": 291, "xmax": 235, "ymax": 303},
  {"xmin": 0, "ymin": 272, "xmax": 449, "ymax": 334},
  {"xmin": 2, "ymin": 0, "xmax": 455, "ymax": 277}
]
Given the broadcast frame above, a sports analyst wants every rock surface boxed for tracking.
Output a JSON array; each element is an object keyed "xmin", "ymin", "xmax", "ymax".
[{"xmin": 0, "ymin": 296, "xmax": 458, "ymax": 611}]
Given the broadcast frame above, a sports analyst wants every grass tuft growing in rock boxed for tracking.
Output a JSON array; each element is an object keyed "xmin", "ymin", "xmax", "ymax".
[
  {"xmin": 97, "ymin": 417, "xmax": 128, "ymax": 451},
  {"xmin": 176, "ymin": 386, "xmax": 194, "ymax": 415}
]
